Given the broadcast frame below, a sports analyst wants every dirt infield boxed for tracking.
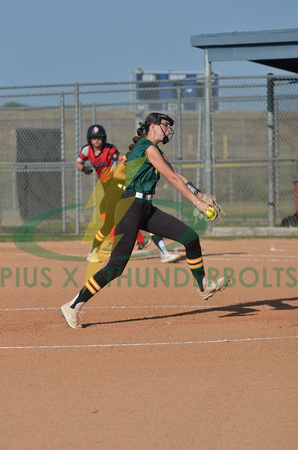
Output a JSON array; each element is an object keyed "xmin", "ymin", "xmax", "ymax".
[{"xmin": 1, "ymin": 237, "xmax": 298, "ymax": 449}]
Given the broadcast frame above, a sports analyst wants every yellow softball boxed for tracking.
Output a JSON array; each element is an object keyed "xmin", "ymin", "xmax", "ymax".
[{"xmin": 206, "ymin": 207, "xmax": 216, "ymax": 218}]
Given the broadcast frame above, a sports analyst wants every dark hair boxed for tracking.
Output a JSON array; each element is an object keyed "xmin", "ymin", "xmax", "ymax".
[{"xmin": 128, "ymin": 112, "xmax": 174, "ymax": 152}]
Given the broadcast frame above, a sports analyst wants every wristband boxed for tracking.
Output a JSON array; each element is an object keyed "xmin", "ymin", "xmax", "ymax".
[
  {"xmin": 186, "ymin": 181, "xmax": 201, "ymax": 196},
  {"xmin": 82, "ymin": 166, "xmax": 93, "ymax": 175}
]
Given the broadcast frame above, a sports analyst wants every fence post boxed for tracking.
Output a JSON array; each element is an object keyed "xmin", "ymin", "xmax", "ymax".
[
  {"xmin": 92, "ymin": 104, "xmax": 97, "ymax": 224},
  {"xmin": 294, "ymin": 161, "xmax": 298, "ymax": 212},
  {"xmin": 177, "ymin": 86, "xmax": 183, "ymax": 219},
  {"xmin": 274, "ymin": 101, "xmax": 280, "ymax": 220},
  {"xmin": 75, "ymin": 84, "xmax": 80, "ymax": 235},
  {"xmin": 60, "ymin": 93, "xmax": 66, "ymax": 232},
  {"xmin": 204, "ymin": 50, "xmax": 213, "ymax": 194},
  {"xmin": 267, "ymin": 74, "xmax": 275, "ymax": 227},
  {"xmin": 196, "ymin": 102, "xmax": 202, "ymax": 189}
]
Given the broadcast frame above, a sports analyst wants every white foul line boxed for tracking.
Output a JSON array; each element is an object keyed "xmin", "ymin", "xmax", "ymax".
[
  {"xmin": 1, "ymin": 335, "xmax": 298, "ymax": 350},
  {"xmin": 0, "ymin": 305, "xmax": 219, "ymax": 312}
]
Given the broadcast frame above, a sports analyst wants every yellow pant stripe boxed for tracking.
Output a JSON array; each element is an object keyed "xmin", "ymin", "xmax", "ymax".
[
  {"xmin": 186, "ymin": 256, "xmax": 203, "ymax": 270},
  {"xmin": 89, "ymin": 277, "xmax": 101, "ymax": 291},
  {"xmin": 186, "ymin": 256, "xmax": 203, "ymax": 265},
  {"xmin": 188, "ymin": 261, "xmax": 204, "ymax": 270},
  {"xmin": 85, "ymin": 281, "xmax": 96, "ymax": 295},
  {"xmin": 95, "ymin": 231, "xmax": 105, "ymax": 242},
  {"xmin": 85, "ymin": 277, "xmax": 101, "ymax": 295}
]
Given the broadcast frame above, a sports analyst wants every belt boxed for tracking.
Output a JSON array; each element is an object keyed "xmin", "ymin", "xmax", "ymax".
[
  {"xmin": 135, "ymin": 192, "xmax": 153, "ymax": 200},
  {"xmin": 117, "ymin": 183, "xmax": 126, "ymax": 190}
]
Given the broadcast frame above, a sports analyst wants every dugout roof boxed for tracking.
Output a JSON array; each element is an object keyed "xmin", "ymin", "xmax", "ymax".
[{"xmin": 191, "ymin": 28, "xmax": 298, "ymax": 73}]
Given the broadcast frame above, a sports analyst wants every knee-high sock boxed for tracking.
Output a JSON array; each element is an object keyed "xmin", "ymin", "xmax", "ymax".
[
  {"xmin": 151, "ymin": 234, "xmax": 167, "ymax": 255},
  {"xmin": 91, "ymin": 229, "xmax": 106, "ymax": 251},
  {"xmin": 70, "ymin": 267, "xmax": 121, "ymax": 308},
  {"xmin": 186, "ymin": 252, "xmax": 205, "ymax": 290}
]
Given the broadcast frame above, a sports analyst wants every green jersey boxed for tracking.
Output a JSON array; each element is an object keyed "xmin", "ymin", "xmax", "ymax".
[{"xmin": 125, "ymin": 138, "xmax": 161, "ymax": 194}]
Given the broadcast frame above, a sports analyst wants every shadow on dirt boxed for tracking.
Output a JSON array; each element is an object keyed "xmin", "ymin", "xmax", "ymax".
[
  {"xmin": 83, "ymin": 296, "xmax": 298, "ymax": 327},
  {"xmin": 135, "ymin": 251, "xmax": 246, "ymax": 263}
]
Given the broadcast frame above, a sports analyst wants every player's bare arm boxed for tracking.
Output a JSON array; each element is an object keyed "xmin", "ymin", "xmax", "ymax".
[
  {"xmin": 117, "ymin": 152, "xmax": 126, "ymax": 162},
  {"xmin": 146, "ymin": 145, "xmax": 210, "ymax": 213},
  {"xmin": 76, "ymin": 161, "xmax": 84, "ymax": 171}
]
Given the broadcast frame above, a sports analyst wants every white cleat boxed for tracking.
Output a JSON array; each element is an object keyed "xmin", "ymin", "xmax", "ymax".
[
  {"xmin": 161, "ymin": 251, "xmax": 180, "ymax": 263},
  {"xmin": 88, "ymin": 248, "xmax": 101, "ymax": 263},
  {"xmin": 197, "ymin": 277, "xmax": 230, "ymax": 300},
  {"xmin": 60, "ymin": 302, "xmax": 82, "ymax": 329}
]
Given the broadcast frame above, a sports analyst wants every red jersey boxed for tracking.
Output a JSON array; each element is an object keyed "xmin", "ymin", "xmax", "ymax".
[{"xmin": 77, "ymin": 143, "xmax": 120, "ymax": 183}]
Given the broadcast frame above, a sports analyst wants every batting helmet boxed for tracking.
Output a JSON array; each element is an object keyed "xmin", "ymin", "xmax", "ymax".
[{"xmin": 87, "ymin": 124, "xmax": 106, "ymax": 145}]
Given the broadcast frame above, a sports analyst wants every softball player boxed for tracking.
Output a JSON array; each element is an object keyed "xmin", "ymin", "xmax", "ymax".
[
  {"xmin": 61, "ymin": 113, "xmax": 229, "ymax": 328},
  {"xmin": 78, "ymin": 125, "xmax": 149, "ymax": 263},
  {"xmin": 77, "ymin": 125, "xmax": 125, "ymax": 262}
]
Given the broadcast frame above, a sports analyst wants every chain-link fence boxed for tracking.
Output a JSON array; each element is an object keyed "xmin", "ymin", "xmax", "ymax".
[{"xmin": 0, "ymin": 75, "xmax": 297, "ymax": 236}]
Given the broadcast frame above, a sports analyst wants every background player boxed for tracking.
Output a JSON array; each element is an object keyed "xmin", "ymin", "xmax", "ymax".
[{"xmin": 77, "ymin": 124, "xmax": 126, "ymax": 262}]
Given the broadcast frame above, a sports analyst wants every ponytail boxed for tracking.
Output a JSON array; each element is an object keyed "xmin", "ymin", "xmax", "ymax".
[{"xmin": 128, "ymin": 121, "xmax": 146, "ymax": 153}]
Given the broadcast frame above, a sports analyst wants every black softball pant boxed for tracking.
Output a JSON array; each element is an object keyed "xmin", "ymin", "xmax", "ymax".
[{"xmin": 74, "ymin": 191, "xmax": 206, "ymax": 303}]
